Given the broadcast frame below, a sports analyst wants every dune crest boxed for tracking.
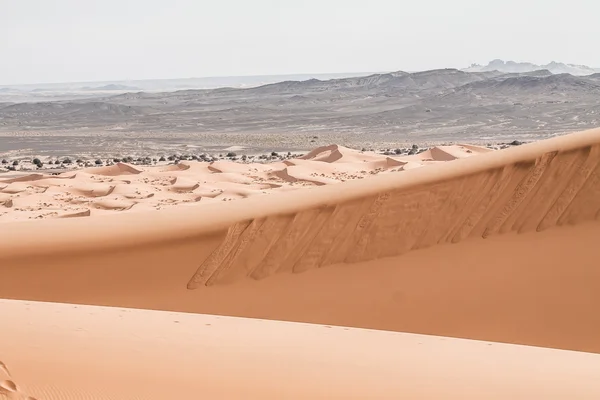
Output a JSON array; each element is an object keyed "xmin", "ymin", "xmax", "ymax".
[
  {"xmin": 85, "ymin": 162, "xmax": 143, "ymax": 176},
  {"xmin": 187, "ymin": 129, "xmax": 600, "ymax": 287}
]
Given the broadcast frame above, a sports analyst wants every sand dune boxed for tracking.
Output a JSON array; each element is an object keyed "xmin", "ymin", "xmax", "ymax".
[
  {"xmin": 0, "ymin": 144, "xmax": 484, "ymax": 222},
  {"xmin": 1, "ymin": 129, "xmax": 600, "ymax": 397},
  {"xmin": 1, "ymin": 129, "xmax": 600, "ymax": 352},
  {"xmin": 2, "ymin": 299, "xmax": 600, "ymax": 399}
]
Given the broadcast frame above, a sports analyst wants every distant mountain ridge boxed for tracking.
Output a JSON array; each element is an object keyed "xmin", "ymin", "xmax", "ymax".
[
  {"xmin": 2, "ymin": 67, "xmax": 600, "ymax": 144},
  {"xmin": 81, "ymin": 84, "xmax": 141, "ymax": 91},
  {"xmin": 463, "ymin": 59, "xmax": 600, "ymax": 76},
  {"xmin": 249, "ymin": 68, "xmax": 500, "ymax": 94}
]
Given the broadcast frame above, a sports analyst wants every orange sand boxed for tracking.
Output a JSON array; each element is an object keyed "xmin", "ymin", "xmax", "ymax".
[
  {"xmin": 2, "ymin": 299, "xmax": 600, "ymax": 399},
  {"xmin": 0, "ymin": 144, "xmax": 486, "ymax": 222},
  {"xmin": 1, "ymin": 129, "xmax": 600, "ymax": 398}
]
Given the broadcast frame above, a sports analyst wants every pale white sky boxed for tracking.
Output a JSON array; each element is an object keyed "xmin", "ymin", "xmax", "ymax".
[{"xmin": 1, "ymin": 0, "xmax": 598, "ymax": 84}]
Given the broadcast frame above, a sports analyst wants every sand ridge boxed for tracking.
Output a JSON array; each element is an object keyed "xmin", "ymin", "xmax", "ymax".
[
  {"xmin": 186, "ymin": 128, "xmax": 600, "ymax": 286},
  {"xmin": 3, "ymin": 129, "xmax": 597, "ymax": 280},
  {"xmin": 0, "ymin": 144, "xmax": 485, "ymax": 222}
]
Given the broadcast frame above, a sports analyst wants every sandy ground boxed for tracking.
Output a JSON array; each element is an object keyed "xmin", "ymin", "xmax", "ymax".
[
  {"xmin": 2, "ymin": 299, "xmax": 600, "ymax": 400},
  {"xmin": 1, "ymin": 128, "xmax": 600, "ymax": 398},
  {"xmin": 0, "ymin": 144, "xmax": 487, "ymax": 222}
]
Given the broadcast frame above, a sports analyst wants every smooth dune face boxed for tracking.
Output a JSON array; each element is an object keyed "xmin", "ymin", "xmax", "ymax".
[
  {"xmin": 1, "ymin": 129, "xmax": 600, "ymax": 398},
  {"xmin": 1, "ymin": 217, "xmax": 599, "ymax": 353},
  {"xmin": 2, "ymin": 299, "xmax": 600, "ymax": 400}
]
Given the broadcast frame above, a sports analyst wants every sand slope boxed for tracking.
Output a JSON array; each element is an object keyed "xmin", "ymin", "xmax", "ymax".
[
  {"xmin": 2, "ymin": 299, "xmax": 600, "ymax": 399},
  {"xmin": 187, "ymin": 129, "xmax": 600, "ymax": 286},
  {"xmin": 1, "ymin": 129, "xmax": 600, "ymax": 353}
]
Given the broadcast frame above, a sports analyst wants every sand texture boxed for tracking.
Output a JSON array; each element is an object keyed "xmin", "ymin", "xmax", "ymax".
[
  {"xmin": 0, "ymin": 144, "xmax": 486, "ymax": 222},
  {"xmin": 2, "ymin": 299, "xmax": 600, "ymax": 400},
  {"xmin": 1, "ymin": 128, "xmax": 600, "ymax": 398}
]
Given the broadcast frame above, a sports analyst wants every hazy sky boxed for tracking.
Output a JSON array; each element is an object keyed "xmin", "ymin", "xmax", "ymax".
[{"xmin": 1, "ymin": 0, "xmax": 599, "ymax": 84}]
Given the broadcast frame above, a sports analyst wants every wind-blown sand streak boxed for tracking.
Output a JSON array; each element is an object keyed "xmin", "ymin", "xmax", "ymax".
[
  {"xmin": 180, "ymin": 129, "xmax": 600, "ymax": 284},
  {"xmin": 1, "ymin": 129, "xmax": 600, "ymax": 354}
]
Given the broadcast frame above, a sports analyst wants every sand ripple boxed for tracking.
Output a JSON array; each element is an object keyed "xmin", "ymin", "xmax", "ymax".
[{"xmin": 0, "ymin": 144, "xmax": 484, "ymax": 222}]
